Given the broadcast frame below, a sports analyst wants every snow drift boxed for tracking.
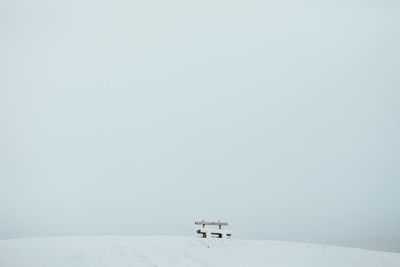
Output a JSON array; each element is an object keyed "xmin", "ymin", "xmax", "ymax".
[{"xmin": 0, "ymin": 236, "xmax": 399, "ymax": 267}]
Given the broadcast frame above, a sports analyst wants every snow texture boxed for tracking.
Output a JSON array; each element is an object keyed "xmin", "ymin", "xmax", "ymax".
[{"xmin": 0, "ymin": 236, "xmax": 399, "ymax": 267}]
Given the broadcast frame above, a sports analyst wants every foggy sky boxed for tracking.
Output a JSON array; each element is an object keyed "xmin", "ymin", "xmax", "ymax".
[{"xmin": 1, "ymin": 0, "xmax": 399, "ymax": 252}]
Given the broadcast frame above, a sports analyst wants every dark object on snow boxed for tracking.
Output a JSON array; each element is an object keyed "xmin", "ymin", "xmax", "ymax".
[{"xmin": 195, "ymin": 220, "xmax": 232, "ymax": 238}]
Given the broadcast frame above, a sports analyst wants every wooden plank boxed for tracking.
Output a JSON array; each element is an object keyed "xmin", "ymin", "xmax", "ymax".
[{"xmin": 195, "ymin": 221, "xmax": 228, "ymax": 226}]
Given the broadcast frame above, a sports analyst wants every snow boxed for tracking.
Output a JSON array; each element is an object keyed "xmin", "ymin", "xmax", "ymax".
[{"xmin": 0, "ymin": 236, "xmax": 399, "ymax": 267}]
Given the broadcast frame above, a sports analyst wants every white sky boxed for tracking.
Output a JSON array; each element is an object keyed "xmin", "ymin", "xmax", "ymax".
[{"xmin": 0, "ymin": 0, "xmax": 399, "ymax": 252}]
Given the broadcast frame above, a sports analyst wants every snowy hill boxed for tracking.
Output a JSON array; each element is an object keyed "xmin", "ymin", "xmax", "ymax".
[{"xmin": 0, "ymin": 236, "xmax": 399, "ymax": 267}]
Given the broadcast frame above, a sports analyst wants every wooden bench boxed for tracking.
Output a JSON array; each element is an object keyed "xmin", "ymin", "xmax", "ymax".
[{"xmin": 195, "ymin": 220, "xmax": 232, "ymax": 238}]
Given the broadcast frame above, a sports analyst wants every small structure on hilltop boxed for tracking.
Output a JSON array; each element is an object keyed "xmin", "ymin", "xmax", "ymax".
[{"xmin": 195, "ymin": 220, "xmax": 232, "ymax": 238}]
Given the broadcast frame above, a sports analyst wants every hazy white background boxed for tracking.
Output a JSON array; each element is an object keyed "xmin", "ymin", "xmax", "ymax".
[{"xmin": 1, "ymin": 0, "xmax": 399, "ymax": 252}]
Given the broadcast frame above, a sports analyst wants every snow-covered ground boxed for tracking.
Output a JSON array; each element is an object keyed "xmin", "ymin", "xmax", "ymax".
[{"xmin": 0, "ymin": 236, "xmax": 399, "ymax": 267}]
